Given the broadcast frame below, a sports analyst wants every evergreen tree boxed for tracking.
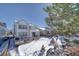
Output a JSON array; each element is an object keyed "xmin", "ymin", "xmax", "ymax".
[{"xmin": 44, "ymin": 3, "xmax": 79, "ymax": 35}]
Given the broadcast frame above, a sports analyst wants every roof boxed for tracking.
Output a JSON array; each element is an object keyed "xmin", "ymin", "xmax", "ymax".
[
  {"xmin": 14, "ymin": 19, "xmax": 29, "ymax": 25},
  {"xmin": 29, "ymin": 24, "xmax": 34, "ymax": 26},
  {"xmin": 39, "ymin": 28, "xmax": 46, "ymax": 30}
]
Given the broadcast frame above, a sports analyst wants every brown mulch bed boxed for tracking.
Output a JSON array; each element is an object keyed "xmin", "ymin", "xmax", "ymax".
[{"xmin": 64, "ymin": 47, "xmax": 79, "ymax": 56}]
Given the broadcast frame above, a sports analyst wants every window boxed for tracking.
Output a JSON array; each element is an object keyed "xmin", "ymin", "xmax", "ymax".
[
  {"xmin": 19, "ymin": 32, "xmax": 27, "ymax": 37},
  {"xmin": 32, "ymin": 32, "xmax": 36, "ymax": 37},
  {"xmin": 19, "ymin": 25, "xmax": 27, "ymax": 29},
  {"xmin": 19, "ymin": 25, "xmax": 22, "ymax": 29}
]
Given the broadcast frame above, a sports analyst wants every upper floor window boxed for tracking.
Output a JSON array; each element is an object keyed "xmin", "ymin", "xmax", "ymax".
[{"xmin": 19, "ymin": 25, "xmax": 27, "ymax": 29}]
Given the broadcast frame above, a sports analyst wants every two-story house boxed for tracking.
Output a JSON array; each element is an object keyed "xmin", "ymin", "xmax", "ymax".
[{"xmin": 13, "ymin": 20, "xmax": 40, "ymax": 45}]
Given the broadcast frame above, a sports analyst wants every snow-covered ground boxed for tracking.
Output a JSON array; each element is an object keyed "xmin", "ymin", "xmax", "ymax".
[
  {"xmin": 18, "ymin": 37, "xmax": 53, "ymax": 56},
  {"xmin": 8, "ymin": 48, "xmax": 19, "ymax": 56},
  {"xmin": 9, "ymin": 37, "xmax": 62, "ymax": 56}
]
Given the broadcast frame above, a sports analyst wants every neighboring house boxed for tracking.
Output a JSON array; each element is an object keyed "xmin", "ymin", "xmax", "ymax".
[
  {"xmin": 39, "ymin": 27, "xmax": 47, "ymax": 36},
  {"xmin": 29, "ymin": 24, "xmax": 40, "ymax": 37},
  {"xmin": 0, "ymin": 21, "xmax": 7, "ymax": 37},
  {"xmin": 39, "ymin": 27, "xmax": 52, "ymax": 37},
  {"xmin": 14, "ymin": 19, "xmax": 40, "ymax": 38},
  {"xmin": 13, "ymin": 20, "xmax": 40, "ymax": 45},
  {"xmin": 14, "ymin": 20, "xmax": 29, "ymax": 38}
]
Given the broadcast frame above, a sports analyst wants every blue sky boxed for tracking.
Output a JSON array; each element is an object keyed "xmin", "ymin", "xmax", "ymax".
[{"xmin": 0, "ymin": 3, "xmax": 49, "ymax": 29}]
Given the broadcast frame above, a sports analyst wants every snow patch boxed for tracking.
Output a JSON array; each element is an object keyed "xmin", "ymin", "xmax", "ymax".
[
  {"xmin": 9, "ymin": 37, "xmax": 62, "ymax": 56},
  {"xmin": 18, "ymin": 37, "xmax": 53, "ymax": 56}
]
